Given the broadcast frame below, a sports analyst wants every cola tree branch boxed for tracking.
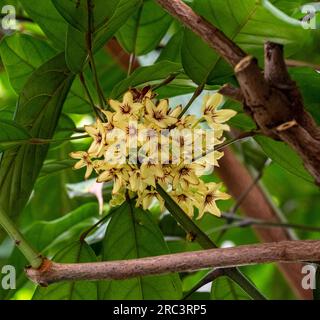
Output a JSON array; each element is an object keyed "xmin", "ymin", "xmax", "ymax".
[
  {"xmin": 26, "ymin": 240, "xmax": 320, "ymax": 286},
  {"xmin": 156, "ymin": 0, "xmax": 320, "ymax": 185}
]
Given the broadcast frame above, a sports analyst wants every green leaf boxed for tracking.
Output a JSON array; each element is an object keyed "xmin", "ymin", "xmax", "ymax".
[
  {"xmin": 289, "ymin": 67, "xmax": 320, "ymax": 125},
  {"xmin": 52, "ymin": 0, "xmax": 119, "ymax": 32},
  {"xmin": 0, "ymin": 53, "xmax": 75, "ymax": 218},
  {"xmin": 111, "ymin": 61, "xmax": 182, "ymax": 98},
  {"xmin": 64, "ymin": 0, "xmax": 142, "ymax": 73},
  {"xmin": 0, "ymin": 33, "xmax": 91, "ymax": 115},
  {"xmin": 181, "ymin": 0, "xmax": 311, "ymax": 85},
  {"xmin": 255, "ymin": 136, "xmax": 314, "ymax": 182},
  {"xmin": 1, "ymin": 203, "xmax": 98, "ymax": 300},
  {"xmin": 93, "ymin": 0, "xmax": 143, "ymax": 50},
  {"xmin": 117, "ymin": 0, "xmax": 173, "ymax": 56},
  {"xmin": 20, "ymin": 0, "xmax": 67, "ymax": 50},
  {"xmin": 99, "ymin": 201, "xmax": 182, "ymax": 299},
  {"xmin": 0, "ymin": 119, "xmax": 31, "ymax": 151},
  {"xmin": 33, "ymin": 241, "xmax": 98, "ymax": 300},
  {"xmin": 0, "ymin": 33, "xmax": 56, "ymax": 93},
  {"xmin": 211, "ymin": 276, "xmax": 250, "ymax": 300},
  {"xmin": 65, "ymin": 25, "xmax": 88, "ymax": 73},
  {"xmin": 157, "ymin": 29, "xmax": 183, "ymax": 63}
]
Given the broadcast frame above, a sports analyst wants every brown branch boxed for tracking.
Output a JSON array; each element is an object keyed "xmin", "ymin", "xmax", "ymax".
[
  {"xmin": 156, "ymin": 0, "xmax": 320, "ymax": 185},
  {"xmin": 218, "ymin": 84, "xmax": 244, "ymax": 103},
  {"xmin": 216, "ymin": 148, "xmax": 312, "ymax": 299},
  {"xmin": 155, "ymin": 0, "xmax": 246, "ymax": 66},
  {"xmin": 286, "ymin": 59, "xmax": 320, "ymax": 72},
  {"xmin": 26, "ymin": 240, "xmax": 320, "ymax": 286}
]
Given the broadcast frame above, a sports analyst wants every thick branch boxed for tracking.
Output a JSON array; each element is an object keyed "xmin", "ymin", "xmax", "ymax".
[
  {"xmin": 155, "ymin": 0, "xmax": 246, "ymax": 66},
  {"xmin": 26, "ymin": 240, "xmax": 320, "ymax": 286}
]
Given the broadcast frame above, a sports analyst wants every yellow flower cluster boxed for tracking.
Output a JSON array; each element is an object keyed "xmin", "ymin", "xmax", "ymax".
[{"xmin": 70, "ymin": 89, "xmax": 236, "ymax": 219}]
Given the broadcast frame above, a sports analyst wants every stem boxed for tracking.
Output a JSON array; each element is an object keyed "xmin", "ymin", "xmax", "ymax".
[
  {"xmin": 152, "ymin": 72, "xmax": 181, "ymax": 91},
  {"xmin": 79, "ymin": 73, "xmax": 104, "ymax": 120},
  {"xmin": 193, "ymin": 130, "xmax": 258, "ymax": 162},
  {"xmin": 127, "ymin": 6, "xmax": 143, "ymax": 77},
  {"xmin": 221, "ymin": 213, "xmax": 320, "ymax": 234},
  {"xmin": 86, "ymin": 0, "xmax": 106, "ymax": 109},
  {"xmin": 29, "ymin": 135, "xmax": 90, "ymax": 145},
  {"xmin": 0, "ymin": 207, "xmax": 42, "ymax": 268},
  {"xmin": 178, "ymin": 84, "xmax": 205, "ymax": 119},
  {"xmin": 156, "ymin": 184, "xmax": 267, "ymax": 300}
]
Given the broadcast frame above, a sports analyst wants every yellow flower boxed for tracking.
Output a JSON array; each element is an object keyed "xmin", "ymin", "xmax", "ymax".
[
  {"xmin": 197, "ymin": 183, "xmax": 231, "ymax": 219},
  {"xmin": 96, "ymin": 165, "xmax": 129, "ymax": 194},
  {"xmin": 136, "ymin": 189, "xmax": 165, "ymax": 211},
  {"xmin": 171, "ymin": 190, "xmax": 195, "ymax": 218},
  {"xmin": 129, "ymin": 169, "xmax": 149, "ymax": 193},
  {"xmin": 145, "ymin": 99, "xmax": 177, "ymax": 129},
  {"xmin": 201, "ymin": 93, "xmax": 236, "ymax": 131},
  {"xmin": 140, "ymin": 162, "xmax": 164, "ymax": 187},
  {"xmin": 175, "ymin": 114, "xmax": 198, "ymax": 129},
  {"xmin": 109, "ymin": 91, "xmax": 143, "ymax": 124},
  {"xmin": 85, "ymin": 119, "xmax": 105, "ymax": 157},
  {"xmin": 70, "ymin": 151, "xmax": 93, "ymax": 179},
  {"xmin": 172, "ymin": 163, "xmax": 200, "ymax": 189}
]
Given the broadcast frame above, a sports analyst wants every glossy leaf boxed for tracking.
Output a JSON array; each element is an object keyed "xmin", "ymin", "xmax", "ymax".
[
  {"xmin": 1, "ymin": 203, "xmax": 98, "ymax": 300},
  {"xmin": 20, "ymin": 0, "xmax": 67, "ymax": 50},
  {"xmin": 0, "ymin": 33, "xmax": 56, "ymax": 93},
  {"xmin": 0, "ymin": 53, "xmax": 75, "ymax": 217},
  {"xmin": 0, "ymin": 119, "xmax": 31, "ymax": 151},
  {"xmin": 181, "ymin": 0, "xmax": 311, "ymax": 85},
  {"xmin": 99, "ymin": 201, "xmax": 182, "ymax": 299},
  {"xmin": 52, "ymin": 0, "xmax": 119, "ymax": 32},
  {"xmin": 255, "ymin": 136, "xmax": 313, "ymax": 182},
  {"xmin": 117, "ymin": 0, "xmax": 173, "ymax": 55},
  {"xmin": 64, "ymin": 0, "xmax": 142, "ymax": 73},
  {"xmin": 211, "ymin": 276, "xmax": 251, "ymax": 300},
  {"xmin": 33, "ymin": 241, "xmax": 98, "ymax": 300}
]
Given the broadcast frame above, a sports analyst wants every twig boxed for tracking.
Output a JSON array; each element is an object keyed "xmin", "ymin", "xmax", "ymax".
[
  {"xmin": 79, "ymin": 73, "xmax": 104, "ymax": 120},
  {"xmin": 26, "ymin": 240, "xmax": 320, "ymax": 285},
  {"xmin": 0, "ymin": 207, "xmax": 42, "ymax": 269},
  {"xmin": 152, "ymin": 72, "xmax": 181, "ymax": 91},
  {"xmin": 221, "ymin": 213, "xmax": 320, "ymax": 234},
  {"xmin": 86, "ymin": 0, "xmax": 106, "ymax": 109},
  {"xmin": 178, "ymin": 84, "xmax": 205, "ymax": 119}
]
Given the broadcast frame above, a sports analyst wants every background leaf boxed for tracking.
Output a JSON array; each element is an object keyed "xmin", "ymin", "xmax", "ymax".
[
  {"xmin": 255, "ymin": 136, "xmax": 314, "ymax": 182},
  {"xmin": 0, "ymin": 53, "xmax": 74, "ymax": 218},
  {"xmin": 20, "ymin": 0, "xmax": 67, "ymax": 50},
  {"xmin": 33, "ymin": 241, "xmax": 98, "ymax": 300},
  {"xmin": 0, "ymin": 33, "xmax": 56, "ymax": 93},
  {"xmin": 116, "ymin": 0, "xmax": 173, "ymax": 56},
  {"xmin": 99, "ymin": 201, "xmax": 182, "ymax": 300},
  {"xmin": 181, "ymin": 0, "xmax": 313, "ymax": 85},
  {"xmin": 211, "ymin": 276, "xmax": 251, "ymax": 300},
  {"xmin": 0, "ymin": 119, "xmax": 31, "ymax": 151}
]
